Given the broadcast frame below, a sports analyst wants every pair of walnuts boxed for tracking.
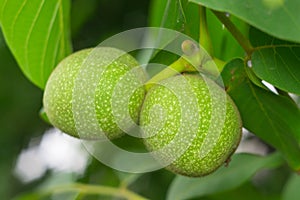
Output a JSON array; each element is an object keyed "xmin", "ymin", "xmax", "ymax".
[{"xmin": 43, "ymin": 47, "xmax": 242, "ymax": 177}]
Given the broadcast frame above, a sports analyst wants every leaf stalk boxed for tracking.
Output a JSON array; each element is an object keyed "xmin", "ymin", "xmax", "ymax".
[{"xmin": 212, "ymin": 10, "xmax": 254, "ymax": 55}]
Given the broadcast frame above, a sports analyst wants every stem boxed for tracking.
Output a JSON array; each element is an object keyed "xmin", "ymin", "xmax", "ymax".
[
  {"xmin": 199, "ymin": 6, "xmax": 213, "ymax": 56},
  {"xmin": 145, "ymin": 57, "xmax": 191, "ymax": 91},
  {"xmin": 145, "ymin": 39, "xmax": 224, "ymax": 91},
  {"xmin": 43, "ymin": 183, "xmax": 148, "ymax": 200},
  {"xmin": 212, "ymin": 10, "xmax": 254, "ymax": 55}
]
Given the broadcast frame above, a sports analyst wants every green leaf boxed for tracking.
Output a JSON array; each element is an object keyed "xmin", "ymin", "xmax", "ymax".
[
  {"xmin": 190, "ymin": 0, "xmax": 300, "ymax": 43},
  {"xmin": 249, "ymin": 26, "xmax": 289, "ymax": 47},
  {"xmin": 149, "ymin": 0, "xmax": 198, "ymax": 37},
  {"xmin": 209, "ymin": 182, "xmax": 281, "ymax": 200},
  {"xmin": 167, "ymin": 153, "xmax": 283, "ymax": 200},
  {"xmin": 249, "ymin": 28, "xmax": 300, "ymax": 95},
  {"xmin": 183, "ymin": 1, "xmax": 200, "ymax": 40},
  {"xmin": 252, "ymin": 47, "xmax": 300, "ymax": 95},
  {"xmin": 244, "ymin": 66, "xmax": 268, "ymax": 90},
  {"xmin": 221, "ymin": 58, "xmax": 300, "ymax": 170},
  {"xmin": 139, "ymin": 0, "xmax": 185, "ymax": 64},
  {"xmin": 0, "ymin": 0, "xmax": 72, "ymax": 89},
  {"xmin": 140, "ymin": 0, "xmax": 200, "ymax": 72},
  {"xmin": 282, "ymin": 174, "xmax": 300, "ymax": 200},
  {"xmin": 147, "ymin": 0, "xmax": 199, "ymax": 52}
]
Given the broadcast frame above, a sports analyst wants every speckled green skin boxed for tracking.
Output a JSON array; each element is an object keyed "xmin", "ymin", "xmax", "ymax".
[
  {"xmin": 43, "ymin": 47, "xmax": 145, "ymax": 139},
  {"xmin": 140, "ymin": 74, "xmax": 242, "ymax": 177}
]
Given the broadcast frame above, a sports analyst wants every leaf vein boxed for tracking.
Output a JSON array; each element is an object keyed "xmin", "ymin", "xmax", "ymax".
[
  {"xmin": 247, "ymin": 79, "xmax": 289, "ymax": 154},
  {"xmin": 275, "ymin": 48, "xmax": 300, "ymax": 84},
  {"xmin": 40, "ymin": 2, "xmax": 60, "ymax": 86},
  {"xmin": 0, "ymin": 0, "xmax": 8, "ymax": 22},
  {"xmin": 10, "ymin": 0, "xmax": 27, "ymax": 41},
  {"xmin": 289, "ymin": 47, "xmax": 300, "ymax": 62},
  {"xmin": 58, "ymin": 0, "xmax": 67, "ymax": 59},
  {"xmin": 24, "ymin": 0, "xmax": 46, "ymax": 79}
]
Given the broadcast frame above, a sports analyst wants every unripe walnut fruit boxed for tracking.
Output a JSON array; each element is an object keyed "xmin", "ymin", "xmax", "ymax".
[
  {"xmin": 43, "ymin": 47, "xmax": 146, "ymax": 139},
  {"xmin": 140, "ymin": 74, "xmax": 242, "ymax": 177}
]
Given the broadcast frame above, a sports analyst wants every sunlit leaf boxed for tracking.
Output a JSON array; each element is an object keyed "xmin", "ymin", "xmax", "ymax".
[
  {"xmin": 221, "ymin": 58, "xmax": 300, "ymax": 170},
  {"xmin": 143, "ymin": 0, "xmax": 199, "ymax": 64},
  {"xmin": 190, "ymin": 0, "xmax": 300, "ymax": 43},
  {"xmin": 167, "ymin": 153, "xmax": 283, "ymax": 200},
  {"xmin": 149, "ymin": 0, "xmax": 185, "ymax": 30},
  {"xmin": 0, "ymin": 0, "xmax": 72, "ymax": 89}
]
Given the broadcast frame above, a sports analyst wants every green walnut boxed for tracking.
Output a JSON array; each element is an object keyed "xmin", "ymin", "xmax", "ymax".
[
  {"xmin": 43, "ymin": 47, "xmax": 146, "ymax": 139},
  {"xmin": 140, "ymin": 74, "xmax": 242, "ymax": 177}
]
